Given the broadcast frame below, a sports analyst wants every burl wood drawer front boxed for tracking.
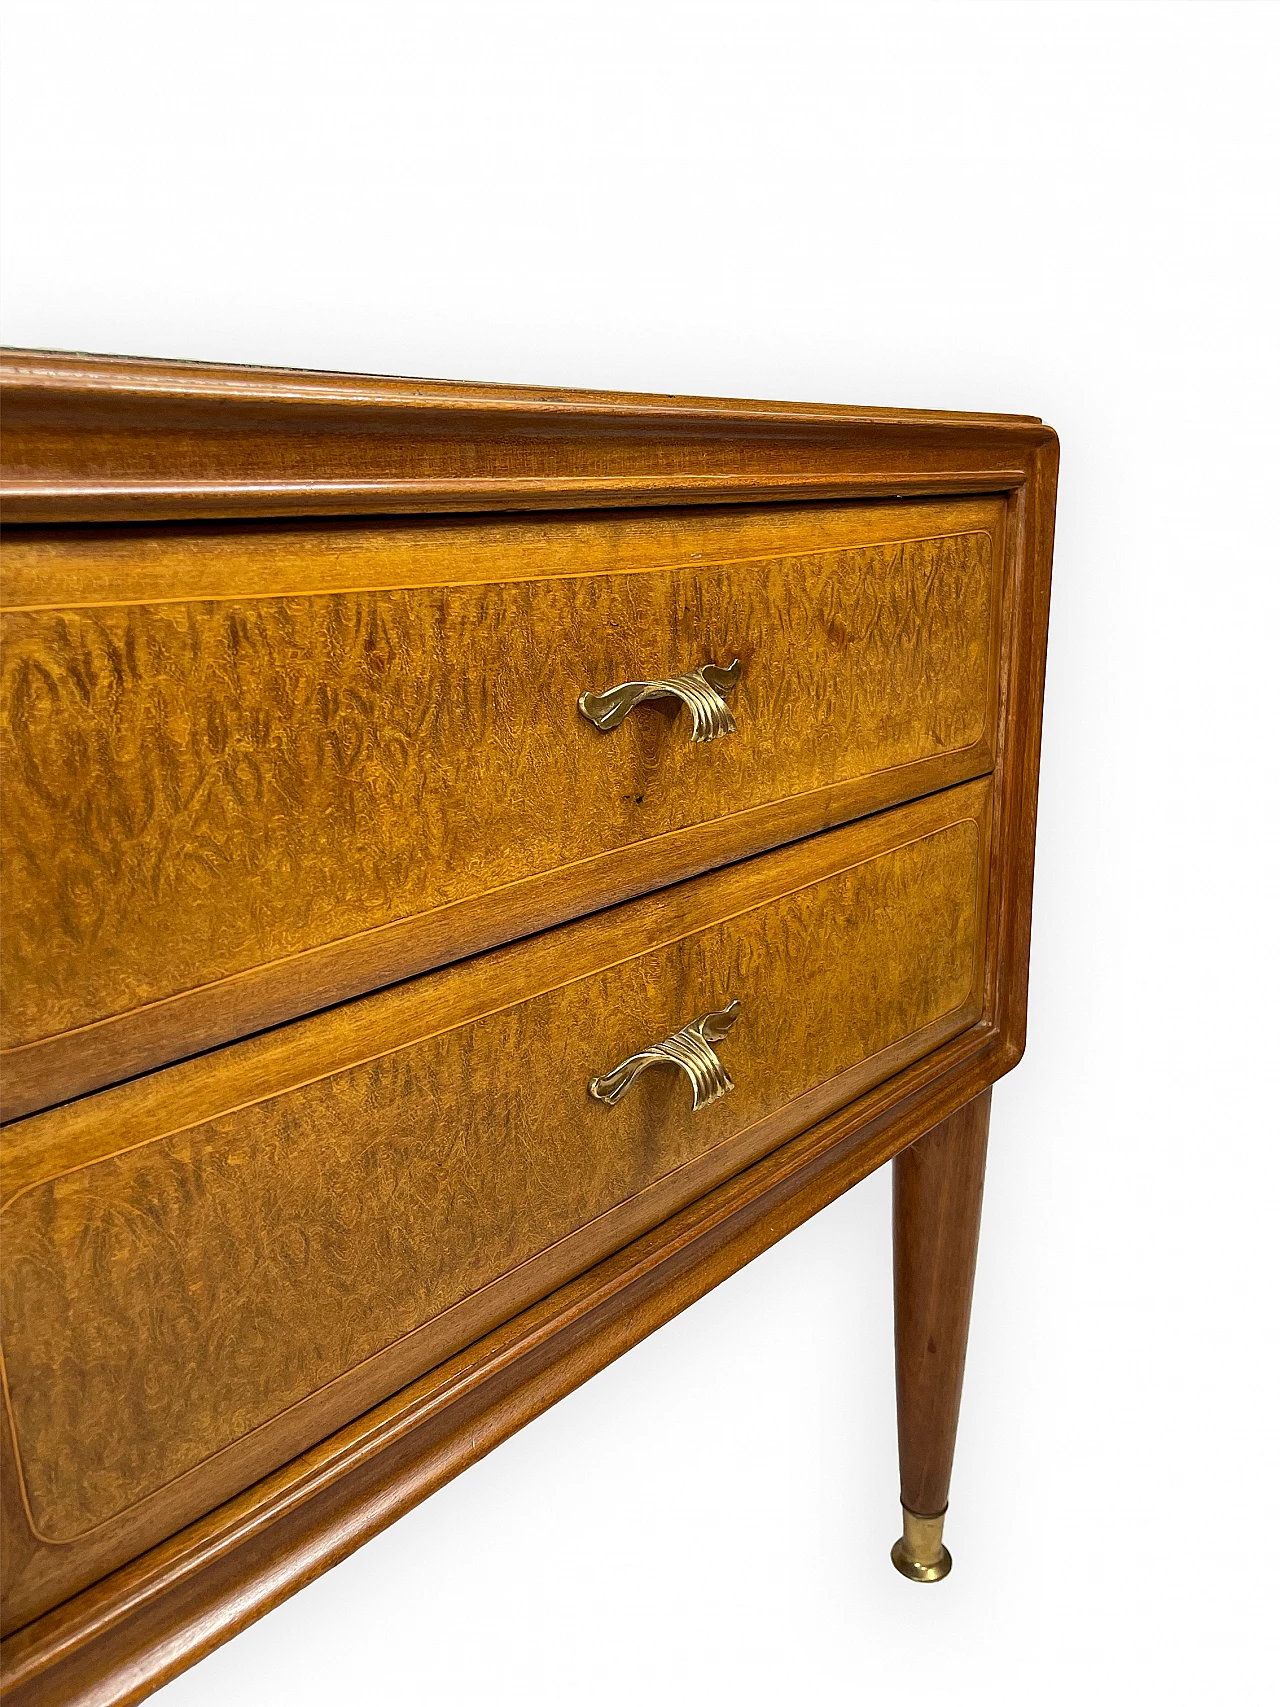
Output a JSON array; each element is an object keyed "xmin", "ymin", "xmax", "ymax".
[
  {"xmin": 0, "ymin": 496, "xmax": 1004, "ymax": 1118},
  {"xmin": 0, "ymin": 779, "xmax": 988, "ymax": 1629}
]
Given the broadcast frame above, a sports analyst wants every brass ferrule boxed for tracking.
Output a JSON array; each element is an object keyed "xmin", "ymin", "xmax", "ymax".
[{"xmin": 890, "ymin": 1506, "xmax": 952, "ymax": 1582}]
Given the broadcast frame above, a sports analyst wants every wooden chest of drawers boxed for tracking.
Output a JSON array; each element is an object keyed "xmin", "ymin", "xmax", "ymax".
[{"xmin": 0, "ymin": 351, "xmax": 1057, "ymax": 1705}]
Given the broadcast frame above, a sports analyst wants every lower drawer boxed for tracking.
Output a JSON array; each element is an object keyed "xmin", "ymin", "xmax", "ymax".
[{"xmin": 0, "ymin": 778, "xmax": 990, "ymax": 1629}]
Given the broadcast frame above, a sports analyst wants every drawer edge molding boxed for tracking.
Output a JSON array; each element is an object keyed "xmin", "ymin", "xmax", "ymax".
[
  {"xmin": 0, "ymin": 1018, "xmax": 1017, "ymax": 1705},
  {"xmin": 0, "ymin": 746, "xmax": 992, "ymax": 1123}
]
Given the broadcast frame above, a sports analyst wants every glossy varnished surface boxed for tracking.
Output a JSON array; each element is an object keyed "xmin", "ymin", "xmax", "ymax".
[
  {"xmin": 0, "ymin": 353, "xmax": 1057, "ymax": 1705},
  {"xmin": 0, "ymin": 780, "xmax": 989, "ymax": 1630},
  {"xmin": 893, "ymin": 1089, "xmax": 990, "ymax": 1519},
  {"xmin": 0, "ymin": 348, "xmax": 1041, "ymax": 523},
  {"xmin": 0, "ymin": 496, "xmax": 1003, "ymax": 1118}
]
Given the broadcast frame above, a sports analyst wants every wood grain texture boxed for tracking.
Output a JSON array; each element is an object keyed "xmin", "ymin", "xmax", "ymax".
[
  {"xmin": 0, "ymin": 354, "xmax": 1058, "ymax": 1705},
  {"xmin": 0, "ymin": 348, "xmax": 1049, "ymax": 524},
  {"xmin": 0, "ymin": 497, "xmax": 1003, "ymax": 1119},
  {"xmin": 0, "ymin": 1024, "xmax": 1008, "ymax": 1707},
  {"xmin": 0, "ymin": 780, "xmax": 989, "ymax": 1630},
  {"xmin": 893, "ymin": 1088, "xmax": 990, "ymax": 1518}
]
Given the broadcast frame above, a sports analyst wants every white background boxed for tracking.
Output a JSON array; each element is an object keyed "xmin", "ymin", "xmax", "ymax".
[{"xmin": 3, "ymin": 3, "xmax": 1278, "ymax": 1702}]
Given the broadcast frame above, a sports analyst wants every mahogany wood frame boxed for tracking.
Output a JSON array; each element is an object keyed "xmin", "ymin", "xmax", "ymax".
[
  {"xmin": 0, "ymin": 351, "xmax": 1057, "ymax": 1706},
  {"xmin": 894, "ymin": 1089, "xmax": 991, "ymax": 1522}
]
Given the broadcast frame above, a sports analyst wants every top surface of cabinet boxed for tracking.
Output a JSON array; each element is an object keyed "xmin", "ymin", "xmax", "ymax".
[{"xmin": 0, "ymin": 346, "xmax": 1043, "ymax": 523}]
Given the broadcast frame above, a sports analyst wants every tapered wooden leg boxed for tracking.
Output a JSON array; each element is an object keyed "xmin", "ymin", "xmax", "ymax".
[{"xmin": 890, "ymin": 1087, "xmax": 990, "ymax": 1581}]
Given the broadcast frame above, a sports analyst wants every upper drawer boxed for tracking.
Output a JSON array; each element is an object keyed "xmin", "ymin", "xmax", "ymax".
[
  {"xmin": 0, "ymin": 496, "xmax": 1005, "ymax": 1117},
  {"xmin": 0, "ymin": 778, "xmax": 989, "ymax": 1630}
]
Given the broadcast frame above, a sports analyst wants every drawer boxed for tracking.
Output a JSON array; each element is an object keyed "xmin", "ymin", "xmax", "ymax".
[
  {"xmin": 0, "ymin": 495, "xmax": 1004, "ymax": 1118},
  {"xmin": 0, "ymin": 778, "xmax": 989, "ymax": 1628}
]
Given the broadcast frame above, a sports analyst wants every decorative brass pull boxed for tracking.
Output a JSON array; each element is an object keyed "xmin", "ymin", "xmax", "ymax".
[
  {"xmin": 588, "ymin": 1001, "xmax": 741, "ymax": 1111},
  {"xmin": 578, "ymin": 659, "xmax": 741, "ymax": 743}
]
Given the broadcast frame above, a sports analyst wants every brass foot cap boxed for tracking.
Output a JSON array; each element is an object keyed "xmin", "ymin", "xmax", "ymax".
[{"xmin": 890, "ymin": 1508, "xmax": 952, "ymax": 1583}]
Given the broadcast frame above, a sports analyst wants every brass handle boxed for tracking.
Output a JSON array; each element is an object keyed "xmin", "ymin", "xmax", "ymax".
[
  {"xmin": 588, "ymin": 1000, "xmax": 741, "ymax": 1111},
  {"xmin": 578, "ymin": 658, "xmax": 741, "ymax": 743}
]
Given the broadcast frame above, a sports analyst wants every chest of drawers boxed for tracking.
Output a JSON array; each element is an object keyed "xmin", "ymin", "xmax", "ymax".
[{"xmin": 0, "ymin": 351, "xmax": 1057, "ymax": 1704}]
